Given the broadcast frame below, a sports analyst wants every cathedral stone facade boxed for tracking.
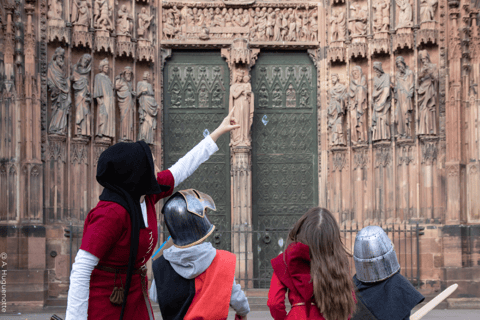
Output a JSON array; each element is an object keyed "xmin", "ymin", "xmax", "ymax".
[{"xmin": 1, "ymin": 0, "xmax": 480, "ymax": 312}]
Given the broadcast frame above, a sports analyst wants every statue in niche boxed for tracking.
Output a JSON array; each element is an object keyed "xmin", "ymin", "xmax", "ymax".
[
  {"xmin": 330, "ymin": 9, "xmax": 346, "ymax": 42},
  {"xmin": 72, "ymin": 54, "xmax": 92, "ymax": 137},
  {"xmin": 230, "ymin": 70, "xmax": 254, "ymax": 147},
  {"xmin": 373, "ymin": 0, "xmax": 390, "ymax": 33},
  {"xmin": 72, "ymin": 0, "xmax": 92, "ymax": 31},
  {"xmin": 211, "ymin": 83, "xmax": 223, "ymax": 107},
  {"xmin": 420, "ymin": 0, "xmax": 438, "ymax": 22},
  {"xmin": 418, "ymin": 50, "xmax": 437, "ymax": 135},
  {"xmin": 94, "ymin": 59, "xmax": 115, "ymax": 139},
  {"xmin": 394, "ymin": 56, "xmax": 414, "ymax": 138},
  {"xmin": 348, "ymin": 66, "xmax": 368, "ymax": 144},
  {"xmin": 137, "ymin": 8, "xmax": 154, "ymax": 40},
  {"xmin": 198, "ymin": 84, "xmax": 209, "ymax": 108},
  {"xmin": 116, "ymin": 5, "xmax": 133, "ymax": 37},
  {"xmin": 309, "ymin": 11, "xmax": 318, "ymax": 42},
  {"xmin": 299, "ymin": 85, "xmax": 309, "ymax": 108},
  {"xmin": 48, "ymin": 47, "xmax": 71, "ymax": 135},
  {"xmin": 266, "ymin": 8, "xmax": 275, "ymax": 41},
  {"xmin": 115, "ymin": 67, "xmax": 135, "ymax": 142},
  {"xmin": 395, "ymin": 0, "xmax": 413, "ymax": 28},
  {"xmin": 272, "ymin": 84, "xmax": 282, "ymax": 107},
  {"xmin": 259, "ymin": 84, "xmax": 269, "ymax": 108},
  {"xmin": 163, "ymin": 11, "xmax": 175, "ymax": 39},
  {"xmin": 137, "ymin": 71, "xmax": 158, "ymax": 145},
  {"xmin": 48, "ymin": 0, "xmax": 65, "ymax": 27},
  {"xmin": 185, "ymin": 84, "xmax": 195, "ymax": 107},
  {"xmin": 286, "ymin": 84, "xmax": 296, "ymax": 108},
  {"xmin": 349, "ymin": 4, "xmax": 368, "ymax": 37},
  {"xmin": 372, "ymin": 62, "xmax": 392, "ymax": 141},
  {"xmin": 328, "ymin": 74, "xmax": 347, "ymax": 146},
  {"xmin": 170, "ymin": 83, "xmax": 181, "ymax": 107},
  {"xmin": 94, "ymin": 0, "xmax": 113, "ymax": 31}
]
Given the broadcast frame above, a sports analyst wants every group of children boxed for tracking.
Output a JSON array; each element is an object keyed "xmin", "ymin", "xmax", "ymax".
[{"xmin": 150, "ymin": 190, "xmax": 424, "ymax": 320}]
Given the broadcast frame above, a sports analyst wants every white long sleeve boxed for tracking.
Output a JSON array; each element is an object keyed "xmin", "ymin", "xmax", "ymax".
[
  {"xmin": 65, "ymin": 249, "xmax": 100, "ymax": 320},
  {"xmin": 168, "ymin": 135, "xmax": 219, "ymax": 188}
]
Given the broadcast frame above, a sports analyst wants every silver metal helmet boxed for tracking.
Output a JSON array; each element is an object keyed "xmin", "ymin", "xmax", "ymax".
[{"xmin": 353, "ymin": 226, "xmax": 400, "ymax": 283}]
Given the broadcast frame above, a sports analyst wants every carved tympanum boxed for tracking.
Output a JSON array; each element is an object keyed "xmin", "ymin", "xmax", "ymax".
[
  {"xmin": 348, "ymin": 66, "xmax": 368, "ymax": 144},
  {"xmin": 328, "ymin": 74, "xmax": 347, "ymax": 146},
  {"xmin": 72, "ymin": 54, "xmax": 92, "ymax": 137},
  {"xmin": 230, "ymin": 70, "xmax": 254, "ymax": 147},
  {"xmin": 94, "ymin": 59, "xmax": 115, "ymax": 139},
  {"xmin": 137, "ymin": 71, "xmax": 158, "ymax": 145},
  {"xmin": 48, "ymin": 47, "xmax": 71, "ymax": 135},
  {"xmin": 394, "ymin": 56, "xmax": 414, "ymax": 138},
  {"xmin": 372, "ymin": 62, "xmax": 392, "ymax": 141},
  {"xmin": 115, "ymin": 67, "xmax": 135, "ymax": 142},
  {"xmin": 418, "ymin": 50, "xmax": 438, "ymax": 135}
]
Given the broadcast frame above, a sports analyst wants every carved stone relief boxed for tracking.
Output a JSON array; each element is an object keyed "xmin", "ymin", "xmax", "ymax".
[
  {"xmin": 72, "ymin": 0, "xmax": 93, "ymax": 47},
  {"xmin": 418, "ymin": 50, "xmax": 438, "ymax": 136},
  {"xmin": 394, "ymin": 57, "xmax": 414, "ymax": 138},
  {"xmin": 348, "ymin": 4, "xmax": 368, "ymax": 58},
  {"xmin": 137, "ymin": 71, "xmax": 158, "ymax": 145},
  {"xmin": 47, "ymin": 47, "xmax": 71, "ymax": 136},
  {"xmin": 328, "ymin": 74, "xmax": 347, "ymax": 146},
  {"xmin": 116, "ymin": 5, "xmax": 135, "ymax": 57},
  {"xmin": 94, "ymin": 0, "xmax": 114, "ymax": 53},
  {"xmin": 137, "ymin": 7, "xmax": 155, "ymax": 61},
  {"xmin": 371, "ymin": 0, "xmax": 390, "ymax": 54},
  {"xmin": 72, "ymin": 54, "xmax": 92, "ymax": 137},
  {"xmin": 47, "ymin": 0, "xmax": 69, "ymax": 43},
  {"xmin": 372, "ymin": 62, "xmax": 392, "ymax": 142},
  {"xmin": 94, "ymin": 59, "xmax": 115, "ymax": 140},
  {"xmin": 348, "ymin": 66, "xmax": 368, "ymax": 145},
  {"xmin": 162, "ymin": 4, "xmax": 318, "ymax": 43},
  {"xmin": 115, "ymin": 67, "xmax": 135, "ymax": 142},
  {"xmin": 418, "ymin": 0, "xmax": 439, "ymax": 45}
]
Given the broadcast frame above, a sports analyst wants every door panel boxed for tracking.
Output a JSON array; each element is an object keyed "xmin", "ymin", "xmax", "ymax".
[
  {"xmin": 163, "ymin": 51, "xmax": 231, "ymax": 250},
  {"xmin": 252, "ymin": 52, "xmax": 318, "ymax": 286}
]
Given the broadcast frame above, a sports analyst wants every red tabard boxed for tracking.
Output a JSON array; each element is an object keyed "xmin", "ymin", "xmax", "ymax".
[
  {"xmin": 80, "ymin": 170, "xmax": 174, "ymax": 320},
  {"xmin": 184, "ymin": 250, "xmax": 236, "ymax": 320}
]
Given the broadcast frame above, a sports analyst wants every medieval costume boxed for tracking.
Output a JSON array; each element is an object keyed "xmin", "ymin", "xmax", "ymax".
[
  {"xmin": 150, "ymin": 190, "xmax": 250, "ymax": 320},
  {"xmin": 351, "ymin": 226, "xmax": 424, "ymax": 320},
  {"xmin": 66, "ymin": 136, "xmax": 220, "ymax": 320}
]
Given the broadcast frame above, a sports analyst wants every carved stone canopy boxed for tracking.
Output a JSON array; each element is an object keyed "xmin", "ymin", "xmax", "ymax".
[
  {"xmin": 221, "ymin": 38, "xmax": 260, "ymax": 74},
  {"xmin": 222, "ymin": 0, "xmax": 256, "ymax": 5}
]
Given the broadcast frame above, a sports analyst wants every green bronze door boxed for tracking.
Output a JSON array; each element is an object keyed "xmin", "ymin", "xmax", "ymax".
[
  {"xmin": 252, "ymin": 52, "xmax": 318, "ymax": 287},
  {"xmin": 163, "ymin": 51, "xmax": 231, "ymax": 250}
]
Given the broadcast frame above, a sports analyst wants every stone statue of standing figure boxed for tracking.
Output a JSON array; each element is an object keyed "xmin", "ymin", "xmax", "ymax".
[
  {"xmin": 394, "ymin": 56, "xmax": 414, "ymax": 138},
  {"xmin": 417, "ymin": 50, "xmax": 437, "ymax": 135},
  {"xmin": 372, "ymin": 62, "xmax": 392, "ymax": 141},
  {"xmin": 72, "ymin": 54, "xmax": 92, "ymax": 137},
  {"xmin": 94, "ymin": 58, "xmax": 115, "ymax": 139},
  {"xmin": 348, "ymin": 66, "xmax": 368, "ymax": 144},
  {"xmin": 48, "ymin": 47, "xmax": 71, "ymax": 135},
  {"xmin": 328, "ymin": 74, "xmax": 347, "ymax": 146},
  {"xmin": 230, "ymin": 69, "xmax": 254, "ymax": 147},
  {"xmin": 137, "ymin": 71, "xmax": 158, "ymax": 145},
  {"xmin": 115, "ymin": 67, "xmax": 135, "ymax": 142}
]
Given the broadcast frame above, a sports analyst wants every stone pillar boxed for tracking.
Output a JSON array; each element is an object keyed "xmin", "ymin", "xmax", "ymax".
[{"xmin": 221, "ymin": 39, "xmax": 259, "ymax": 289}]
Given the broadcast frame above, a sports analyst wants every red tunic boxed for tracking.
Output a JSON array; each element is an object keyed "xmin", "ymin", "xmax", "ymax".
[{"xmin": 80, "ymin": 170, "xmax": 174, "ymax": 320}]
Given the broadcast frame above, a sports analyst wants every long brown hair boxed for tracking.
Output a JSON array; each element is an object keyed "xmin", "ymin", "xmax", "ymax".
[{"xmin": 287, "ymin": 207, "xmax": 355, "ymax": 320}]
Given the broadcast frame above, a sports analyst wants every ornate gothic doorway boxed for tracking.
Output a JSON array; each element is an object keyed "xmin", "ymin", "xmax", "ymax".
[
  {"xmin": 251, "ymin": 52, "xmax": 318, "ymax": 287},
  {"xmin": 163, "ymin": 51, "xmax": 231, "ymax": 250}
]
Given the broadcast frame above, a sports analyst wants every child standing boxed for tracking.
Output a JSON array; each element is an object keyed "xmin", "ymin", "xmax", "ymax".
[
  {"xmin": 150, "ymin": 189, "xmax": 250, "ymax": 320},
  {"xmin": 268, "ymin": 207, "xmax": 356, "ymax": 320},
  {"xmin": 351, "ymin": 226, "xmax": 424, "ymax": 320}
]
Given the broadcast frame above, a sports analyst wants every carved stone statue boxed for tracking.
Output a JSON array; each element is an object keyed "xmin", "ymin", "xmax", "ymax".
[
  {"xmin": 72, "ymin": 54, "xmax": 92, "ymax": 137},
  {"xmin": 137, "ymin": 8, "xmax": 154, "ymax": 40},
  {"xmin": 309, "ymin": 11, "xmax": 318, "ymax": 42},
  {"xmin": 163, "ymin": 11, "xmax": 175, "ymax": 39},
  {"xmin": 116, "ymin": 5, "xmax": 133, "ymax": 37},
  {"xmin": 372, "ymin": 62, "xmax": 392, "ymax": 141},
  {"xmin": 94, "ymin": 59, "xmax": 115, "ymax": 139},
  {"xmin": 394, "ymin": 56, "xmax": 414, "ymax": 138},
  {"xmin": 72, "ymin": 0, "xmax": 92, "ymax": 30},
  {"xmin": 418, "ymin": 50, "xmax": 437, "ymax": 135},
  {"xmin": 48, "ymin": 47, "xmax": 71, "ymax": 135},
  {"xmin": 48, "ymin": 0, "xmax": 65, "ymax": 27},
  {"xmin": 420, "ymin": 0, "xmax": 438, "ymax": 22},
  {"xmin": 115, "ymin": 67, "xmax": 135, "ymax": 142},
  {"xmin": 348, "ymin": 66, "xmax": 368, "ymax": 144},
  {"xmin": 330, "ymin": 9, "xmax": 346, "ymax": 42},
  {"xmin": 137, "ymin": 71, "xmax": 158, "ymax": 145},
  {"xmin": 349, "ymin": 4, "xmax": 368, "ymax": 37},
  {"xmin": 328, "ymin": 74, "xmax": 347, "ymax": 146},
  {"xmin": 230, "ymin": 70, "xmax": 254, "ymax": 147},
  {"xmin": 94, "ymin": 0, "xmax": 114, "ymax": 31},
  {"xmin": 373, "ymin": 0, "xmax": 390, "ymax": 33},
  {"xmin": 395, "ymin": 0, "xmax": 413, "ymax": 28}
]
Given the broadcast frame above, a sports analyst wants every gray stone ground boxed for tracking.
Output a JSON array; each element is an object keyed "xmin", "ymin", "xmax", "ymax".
[{"xmin": 1, "ymin": 309, "xmax": 479, "ymax": 320}]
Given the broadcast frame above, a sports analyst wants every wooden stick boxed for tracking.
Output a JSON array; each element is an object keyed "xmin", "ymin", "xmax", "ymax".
[{"xmin": 410, "ymin": 284, "xmax": 458, "ymax": 320}]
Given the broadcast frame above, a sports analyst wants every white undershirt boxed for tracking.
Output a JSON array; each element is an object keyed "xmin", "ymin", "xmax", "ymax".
[{"xmin": 65, "ymin": 136, "xmax": 218, "ymax": 320}]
